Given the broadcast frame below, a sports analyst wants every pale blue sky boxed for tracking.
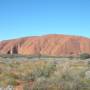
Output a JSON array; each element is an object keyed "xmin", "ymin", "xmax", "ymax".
[{"xmin": 0, "ymin": 0, "xmax": 90, "ymax": 40}]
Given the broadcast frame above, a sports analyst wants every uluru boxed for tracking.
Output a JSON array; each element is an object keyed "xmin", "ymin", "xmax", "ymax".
[{"xmin": 0, "ymin": 34, "xmax": 90, "ymax": 56}]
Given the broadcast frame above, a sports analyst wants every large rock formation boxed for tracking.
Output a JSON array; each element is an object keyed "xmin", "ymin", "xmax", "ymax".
[{"xmin": 0, "ymin": 34, "xmax": 90, "ymax": 56}]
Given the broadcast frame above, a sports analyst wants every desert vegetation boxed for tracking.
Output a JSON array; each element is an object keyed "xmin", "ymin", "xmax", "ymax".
[
  {"xmin": 80, "ymin": 53, "xmax": 90, "ymax": 59},
  {"xmin": 0, "ymin": 55, "xmax": 90, "ymax": 90}
]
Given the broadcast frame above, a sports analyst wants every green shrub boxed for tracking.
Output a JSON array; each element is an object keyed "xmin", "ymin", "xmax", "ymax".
[
  {"xmin": 7, "ymin": 78, "xmax": 19, "ymax": 86},
  {"xmin": 80, "ymin": 53, "xmax": 90, "ymax": 59},
  {"xmin": 22, "ymin": 73, "xmax": 35, "ymax": 82},
  {"xmin": 23, "ymin": 83, "xmax": 31, "ymax": 90},
  {"xmin": 31, "ymin": 62, "xmax": 56, "ymax": 78}
]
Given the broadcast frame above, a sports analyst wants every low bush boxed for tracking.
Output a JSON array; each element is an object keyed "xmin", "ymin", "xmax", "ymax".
[{"xmin": 80, "ymin": 53, "xmax": 90, "ymax": 59}]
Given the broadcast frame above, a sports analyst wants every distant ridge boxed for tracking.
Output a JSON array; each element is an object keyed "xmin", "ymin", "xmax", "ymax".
[{"xmin": 0, "ymin": 34, "xmax": 90, "ymax": 56}]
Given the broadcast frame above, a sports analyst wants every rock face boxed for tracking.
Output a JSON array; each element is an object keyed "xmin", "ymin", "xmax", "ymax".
[{"xmin": 0, "ymin": 34, "xmax": 90, "ymax": 56}]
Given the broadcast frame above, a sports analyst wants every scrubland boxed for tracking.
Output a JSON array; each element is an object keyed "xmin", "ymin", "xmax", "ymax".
[{"xmin": 0, "ymin": 55, "xmax": 90, "ymax": 90}]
